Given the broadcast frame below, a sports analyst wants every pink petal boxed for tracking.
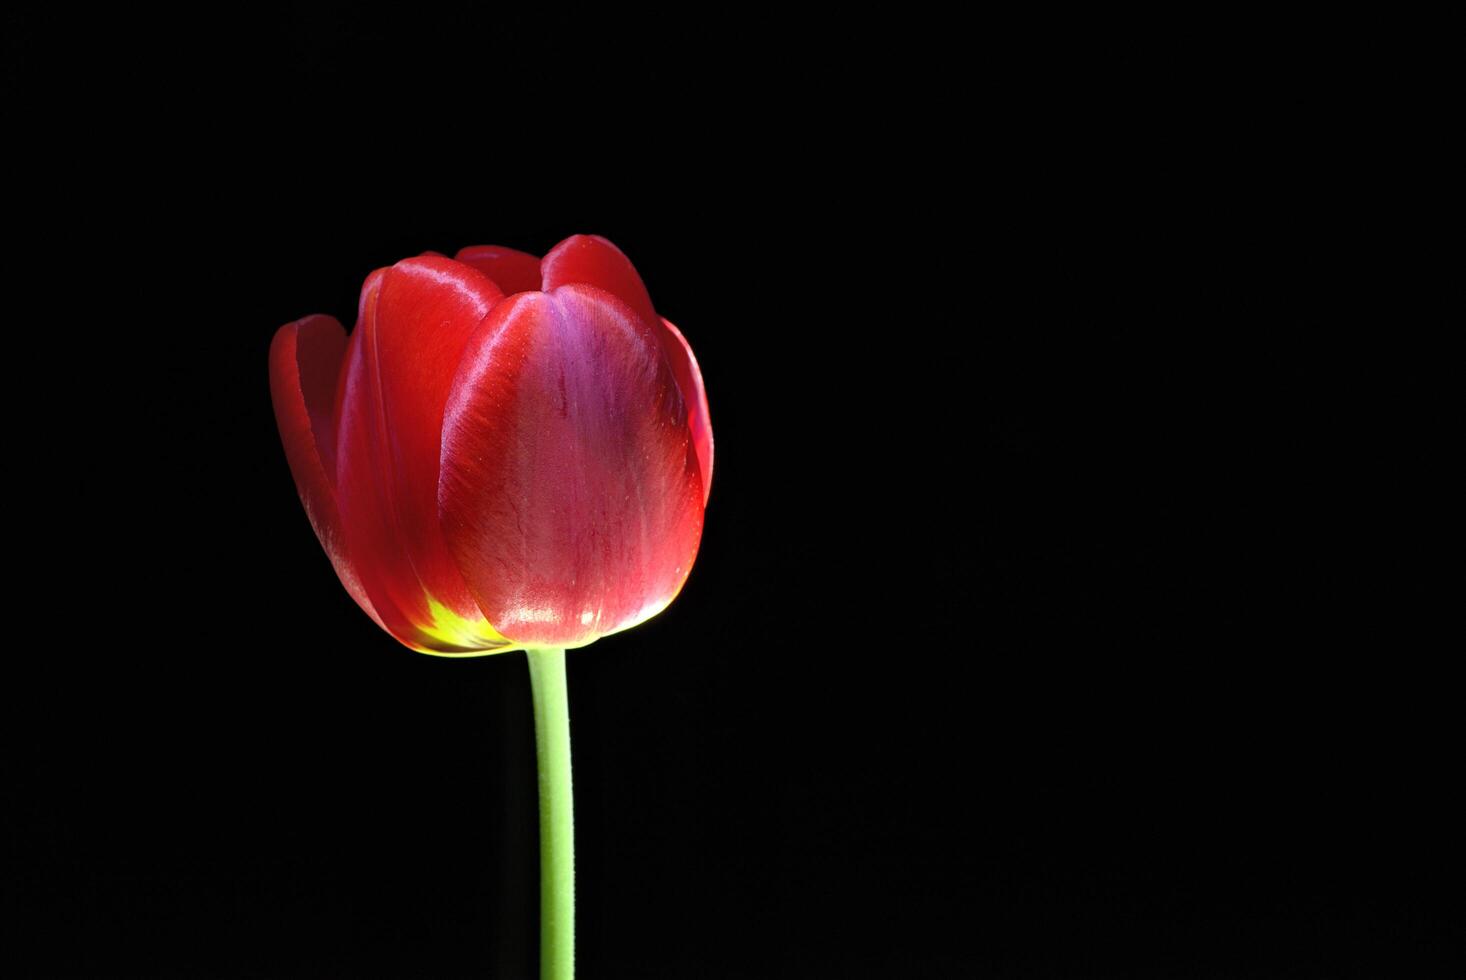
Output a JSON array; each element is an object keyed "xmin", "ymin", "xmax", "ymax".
[
  {"xmin": 439, "ymin": 284, "xmax": 705, "ymax": 648},
  {"xmin": 540, "ymin": 234, "xmax": 710, "ymax": 497},
  {"xmin": 539, "ymin": 234, "xmax": 659, "ymax": 328}
]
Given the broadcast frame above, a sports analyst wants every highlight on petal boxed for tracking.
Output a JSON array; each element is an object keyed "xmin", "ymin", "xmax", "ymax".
[
  {"xmin": 332, "ymin": 259, "xmax": 516, "ymax": 653},
  {"xmin": 268, "ymin": 314, "xmax": 383, "ymax": 630},
  {"xmin": 455, "ymin": 244, "xmax": 543, "ymax": 295},
  {"xmin": 439, "ymin": 284, "xmax": 705, "ymax": 649}
]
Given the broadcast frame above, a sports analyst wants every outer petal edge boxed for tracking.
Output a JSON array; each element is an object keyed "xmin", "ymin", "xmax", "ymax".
[
  {"xmin": 660, "ymin": 316, "xmax": 713, "ymax": 503},
  {"xmin": 268, "ymin": 315, "xmax": 386, "ymax": 631}
]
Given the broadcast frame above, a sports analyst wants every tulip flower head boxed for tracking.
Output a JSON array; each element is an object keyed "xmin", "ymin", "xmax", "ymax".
[{"xmin": 269, "ymin": 235, "xmax": 712, "ymax": 655}]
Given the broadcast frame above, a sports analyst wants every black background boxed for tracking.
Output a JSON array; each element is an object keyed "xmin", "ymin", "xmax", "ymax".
[{"xmin": 3, "ymin": 6, "xmax": 1459, "ymax": 978}]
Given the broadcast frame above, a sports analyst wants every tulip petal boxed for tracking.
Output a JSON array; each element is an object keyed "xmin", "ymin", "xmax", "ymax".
[
  {"xmin": 659, "ymin": 316, "xmax": 713, "ymax": 502},
  {"xmin": 268, "ymin": 315, "xmax": 384, "ymax": 630},
  {"xmin": 439, "ymin": 285, "xmax": 705, "ymax": 648},
  {"xmin": 540, "ymin": 234, "xmax": 660, "ymax": 329},
  {"xmin": 455, "ymin": 244, "xmax": 543, "ymax": 295},
  {"xmin": 334, "ymin": 260, "xmax": 516, "ymax": 652},
  {"xmin": 331, "ymin": 300, "xmax": 435, "ymax": 648},
  {"xmin": 540, "ymin": 235, "xmax": 709, "ymax": 497}
]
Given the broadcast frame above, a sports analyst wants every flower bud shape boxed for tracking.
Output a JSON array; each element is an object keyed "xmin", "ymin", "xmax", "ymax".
[{"xmin": 269, "ymin": 235, "xmax": 712, "ymax": 654}]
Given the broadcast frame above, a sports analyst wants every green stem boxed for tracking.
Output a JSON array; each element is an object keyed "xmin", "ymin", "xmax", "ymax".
[{"xmin": 527, "ymin": 647, "xmax": 574, "ymax": 980}]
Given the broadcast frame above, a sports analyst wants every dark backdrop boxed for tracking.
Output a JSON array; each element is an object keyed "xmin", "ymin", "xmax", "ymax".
[{"xmin": 3, "ymin": 6, "xmax": 1458, "ymax": 978}]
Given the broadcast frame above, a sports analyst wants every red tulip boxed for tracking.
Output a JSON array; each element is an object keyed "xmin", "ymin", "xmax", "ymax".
[{"xmin": 269, "ymin": 235, "xmax": 712, "ymax": 654}]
